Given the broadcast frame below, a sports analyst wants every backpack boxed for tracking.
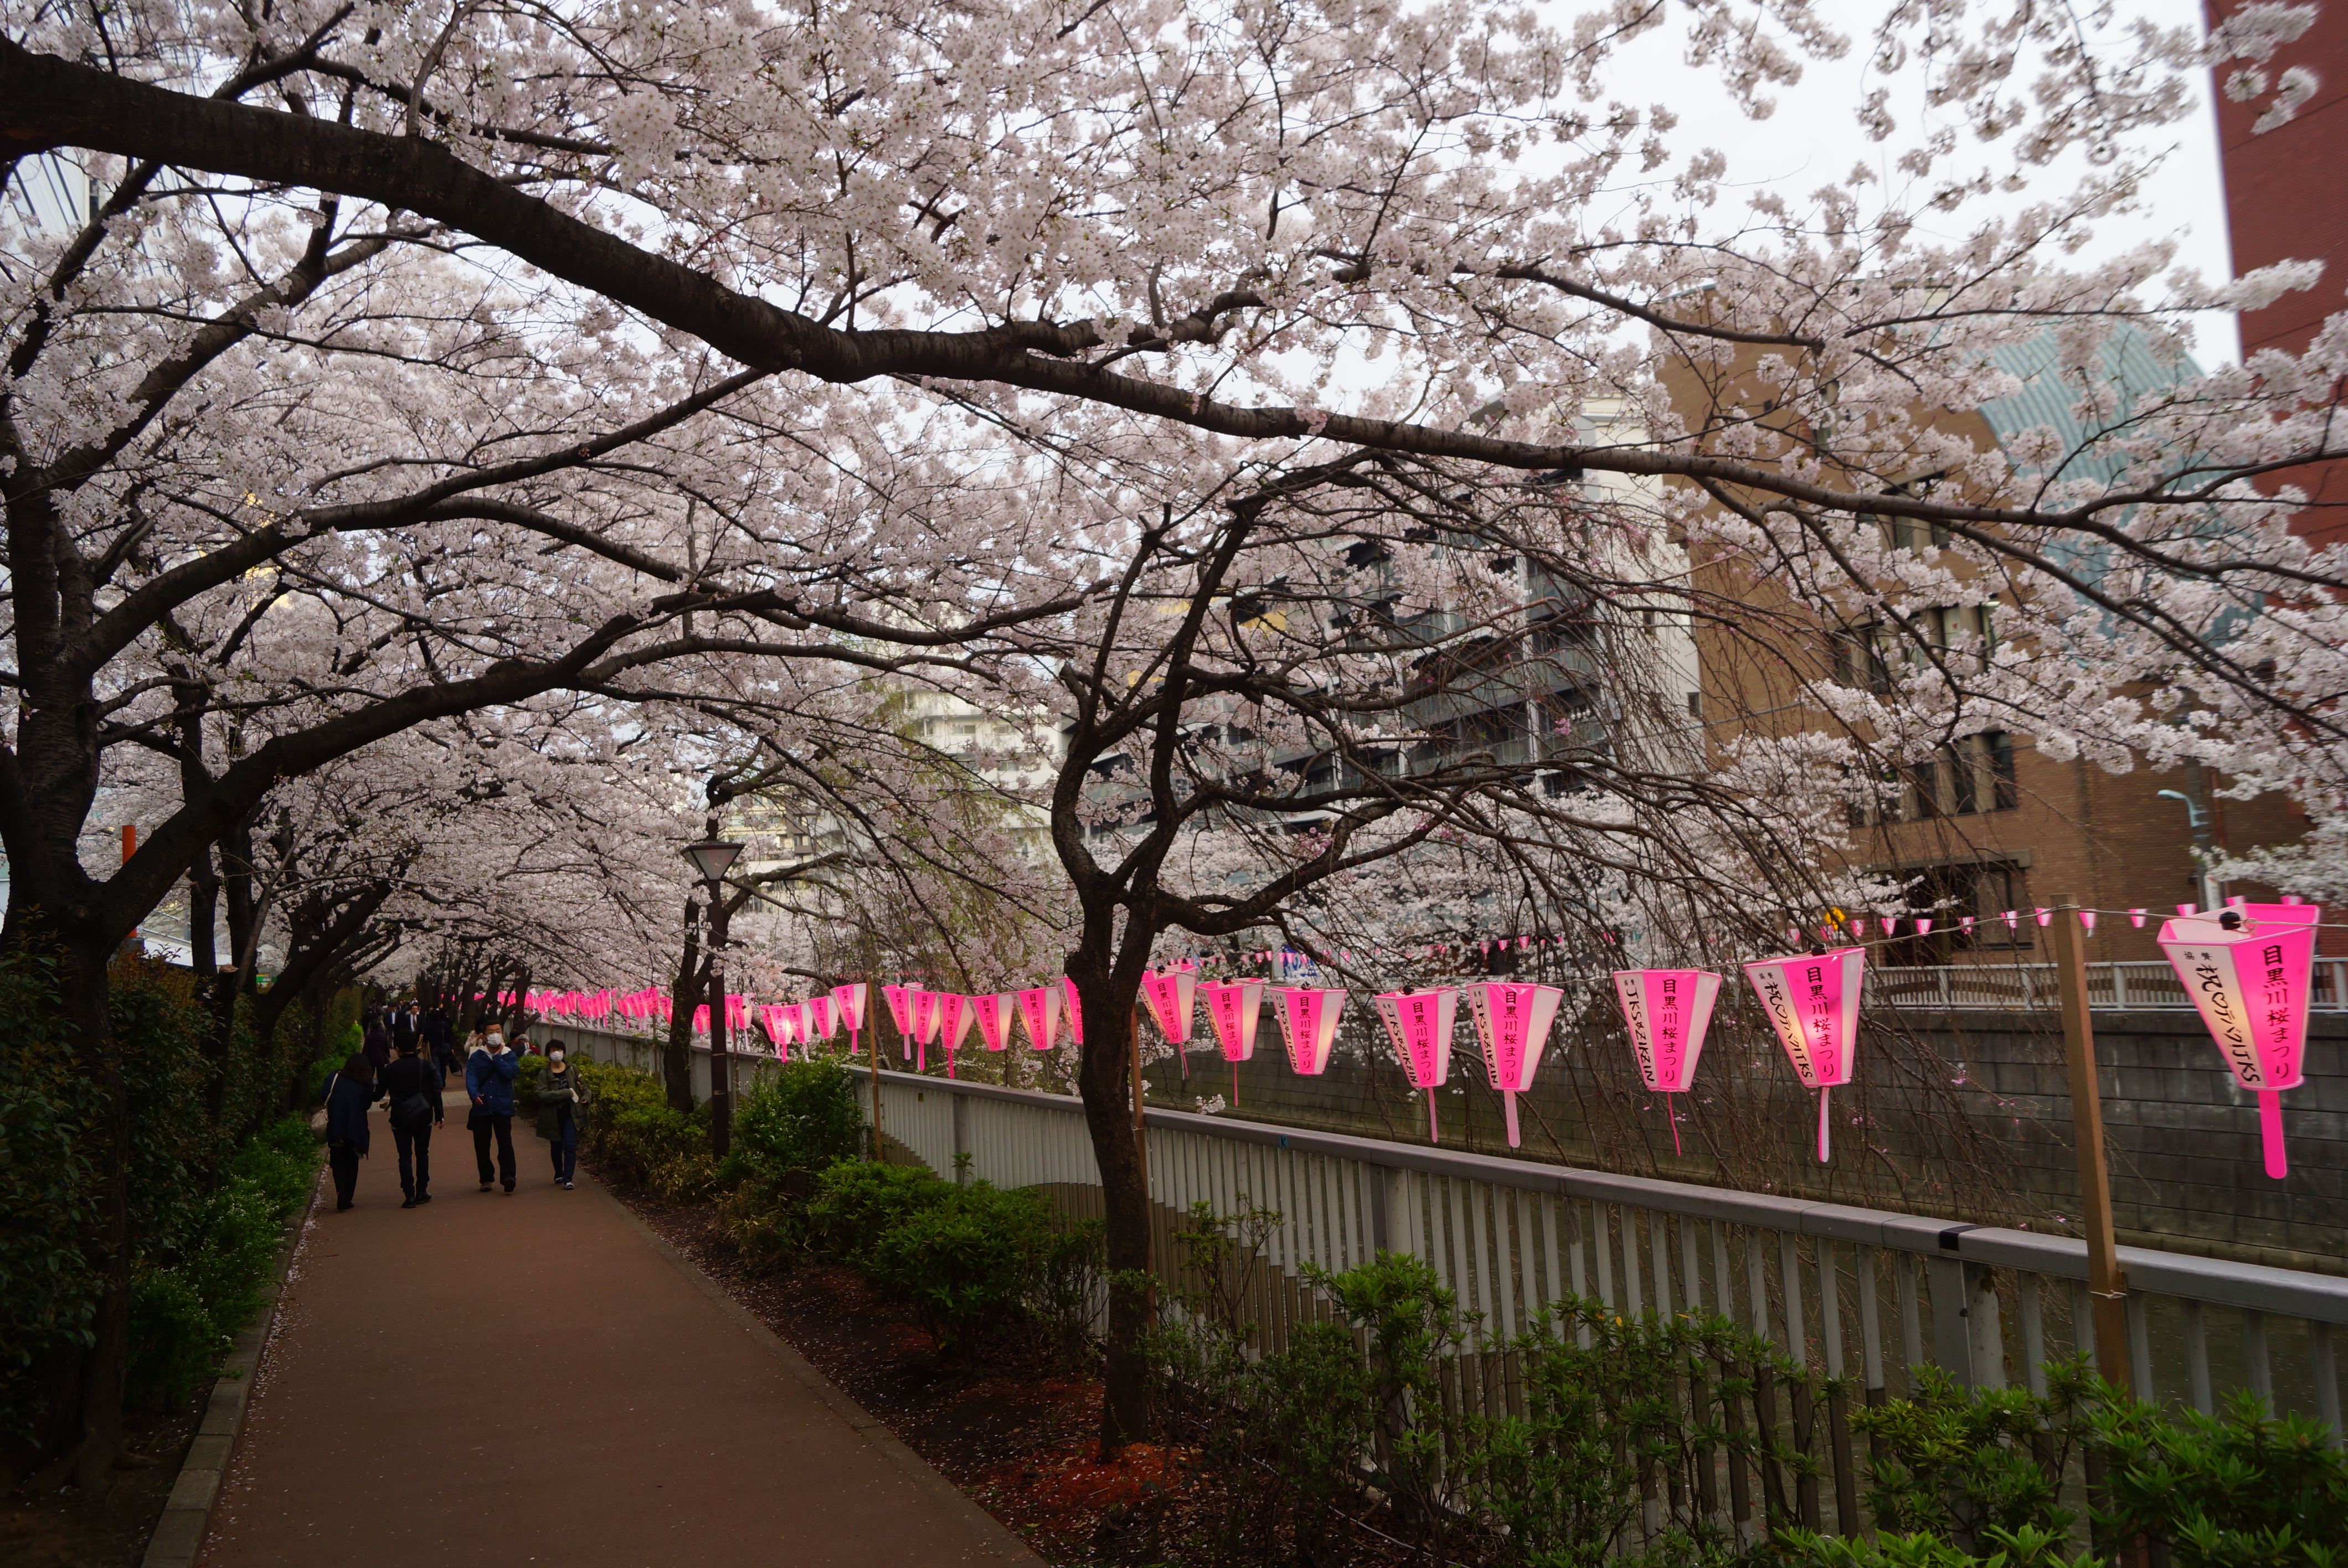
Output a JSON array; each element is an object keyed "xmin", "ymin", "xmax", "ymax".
[{"xmin": 388, "ymin": 1062, "xmax": 435, "ymax": 1131}]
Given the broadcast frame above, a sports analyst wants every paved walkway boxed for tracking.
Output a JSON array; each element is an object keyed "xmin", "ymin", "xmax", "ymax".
[{"xmin": 199, "ymin": 1094, "xmax": 1039, "ymax": 1567}]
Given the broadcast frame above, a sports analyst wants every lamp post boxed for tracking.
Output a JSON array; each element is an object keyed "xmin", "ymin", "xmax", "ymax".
[{"xmin": 682, "ymin": 819, "xmax": 745, "ymax": 1158}]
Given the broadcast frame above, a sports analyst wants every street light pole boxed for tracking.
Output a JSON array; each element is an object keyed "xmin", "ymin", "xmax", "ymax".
[{"xmin": 681, "ymin": 806, "xmax": 745, "ymax": 1162}]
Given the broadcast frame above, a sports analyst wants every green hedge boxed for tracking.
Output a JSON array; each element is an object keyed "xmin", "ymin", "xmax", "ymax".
[
  {"xmin": 580, "ymin": 1061, "xmax": 1100, "ymax": 1357},
  {"xmin": 127, "ymin": 1116, "xmax": 319, "ymax": 1409}
]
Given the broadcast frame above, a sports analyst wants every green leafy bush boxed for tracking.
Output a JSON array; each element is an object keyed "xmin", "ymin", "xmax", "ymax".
[
  {"xmin": 126, "ymin": 1267, "xmax": 214, "ymax": 1412},
  {"xmin": 722, "ymin": 1059, "xmax": 863, "ymax": 1194},
  {"xmin": 2095, "ymin": 1390, "xmax": 2348, "ymax": 1568},
  {"xmin": 803, "ymin": 1159, "xmax": 955, "ymax": 1260},
  {"xmin": 126, "ymin": 1115, "xmax": 318, "ymax": 1410},
  {"xmin": 864, "ymin": 1182, "xmax": 1056, "ymax": 1351},
  {"xmin": 0, "ymin": 956, "xmax": 99, "ymax": 1447},
  {"xmin": 576, "ymin": 1060, "xmax": 712, "ymax": 1200}
]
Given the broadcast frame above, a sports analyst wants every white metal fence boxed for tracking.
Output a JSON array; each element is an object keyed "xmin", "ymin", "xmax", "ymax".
[{"xmin": 856, "ymin": 1066, "xmax": 2348, "ymax": 1441}]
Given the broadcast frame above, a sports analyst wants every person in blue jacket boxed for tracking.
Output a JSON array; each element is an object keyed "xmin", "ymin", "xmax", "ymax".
[
  {"xmin": 465, "ymin": 1026, "xmax": 521, "ymax": 1194},
  {"xmin": 323, "ymin": 1054, "xmax": 381, "ymax": 1210}
]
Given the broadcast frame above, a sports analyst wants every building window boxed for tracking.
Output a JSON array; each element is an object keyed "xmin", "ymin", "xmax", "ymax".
[
  {"xmin": 1686, "ymin": 690, "xmax": 1702, "ymax": 718},
  {"xmin": 1832, "ymin": 623, "xmax": 1893, "ymax": 693}
]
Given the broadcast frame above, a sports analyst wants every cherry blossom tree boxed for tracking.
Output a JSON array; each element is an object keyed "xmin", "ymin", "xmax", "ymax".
[{"xmin": 7, "ymin": 0, "xmax": 2348, "ymax": 1461}]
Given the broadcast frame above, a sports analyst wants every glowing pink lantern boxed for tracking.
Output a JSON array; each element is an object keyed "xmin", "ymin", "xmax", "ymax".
[
  {"xmin": 1610, "ymin": 969, "xmax": 1722, "ymax": 1156},
  {"xmin": 1142, "ymin": 964, "xmax": 1199, "ymax": 1079},
  {"xmin": 1018, "ymin": 986, "xmax": 1060, "ymax": 1050},
  {"xmin": 910, "ymin": 988, "xmax": 941, "ymax": 1072},
  {"xmin": 806, "ymin": 994, "xmax": 834, "ymax": 1043},
  {"xmin": 1461, "ymin": 981, "xmax": 1565, "ymax": 1149},
  {"xmin": 1062, "ymin": 976, "xmax": 1085, "ymax": 1045},
  {"xmin": 783, "ymin": 1002, "xmax": 809, "ymax": 1059},
  {"xmin": 1375, "ymin": 987, "xmax": 1459, "ymax": 1143},
  {"xmin": 1272, "ymin": 987, "xmax": 1347, "ymax": 1076},
  {"xmin": 972, "ymin": 993, "xmax": 1017, "ymax": 1053},
  {"xmin": 883, "ymin": 984, "xmax": 914, "ymax": 1061},
  {"xmin": 939, "ymin": 992, "xmax": 975, "ymax": 1077},
  {"xmin": 832, "ymin": 982, "xmax": 869, "ymax": 1063},
  {"xmin": 2158, "ymin": 902, "xmax": 2318, "ymax": 1179},
  {"xmin": 692, "ymin": 1004, "xmax": 711, "ymax": 1035},
  {"xmin": 1742, "ymin": 947, "xmax": 1866, "ymax": 1163},
  {"xmin": 1201, "ymin": 978, "xmax": 1266, "ymax": 1106}
]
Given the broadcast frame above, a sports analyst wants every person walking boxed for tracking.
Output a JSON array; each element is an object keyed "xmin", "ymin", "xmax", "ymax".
[
  {"xmin": 466, "ymin": 1024, "xmax": 520, "ymax": 1193},
  {"xmin": 381, "ymin": 1036, "xmax": 444, "ymax": 1208},
  {"xmin": 362, "ymin": 1012, "xmax": 394, "ymax": 1076},
  {"xmin": 323, "ymin": 1054, "xmax": 379, "ymax": 1211},
  {"xmin": 535, "ymin": 1039, "xmax": 590, "ymax": 1189},
  {"xmin": 424, "ymin": 1005, "xmax": 456, "ymax": 1081}
]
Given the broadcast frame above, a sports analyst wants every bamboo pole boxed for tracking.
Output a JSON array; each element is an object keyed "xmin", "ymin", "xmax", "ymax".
[{"xmin": 2052, "ymin": 894, "xmax": 2131, "ymax": 1391}]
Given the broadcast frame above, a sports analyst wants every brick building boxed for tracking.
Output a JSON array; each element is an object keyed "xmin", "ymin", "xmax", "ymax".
[{"xmin": 2207, "ymin": 0, "xmax": 2348, "ymax": 544}]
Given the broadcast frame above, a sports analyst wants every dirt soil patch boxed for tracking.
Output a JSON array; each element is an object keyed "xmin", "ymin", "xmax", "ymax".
[
  {"xmin": 605, "ymin": 1175, "xmax": 1423, "ymax": 1567},
  {"xmin": 0, "ymin": 1393, "xmax": 209, "ymax": 1568}
]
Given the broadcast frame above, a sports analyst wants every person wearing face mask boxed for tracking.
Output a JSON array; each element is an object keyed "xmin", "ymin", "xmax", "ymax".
[
  {"xmin": 534, "ymin": 1040, "xmax": 590, "ymax": 1189},
  {"xmin": 465, "ymin": 1023, "xmax": 520, "ymax": 1193}
]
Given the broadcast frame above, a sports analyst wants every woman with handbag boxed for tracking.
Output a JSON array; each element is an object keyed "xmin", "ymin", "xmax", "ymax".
[
  {"xmin": 323, "ymin": 1053, "xmax": 381, "ymax": 1210},
  {"xmin": 535, "ymin": 1040, "xmax": 590, "ymax": 1189}
]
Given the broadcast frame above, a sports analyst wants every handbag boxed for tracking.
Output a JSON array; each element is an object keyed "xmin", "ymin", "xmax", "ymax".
[{"xmin": 392, "ymin": 1088, "xmax": 435, "ymax": 1129}]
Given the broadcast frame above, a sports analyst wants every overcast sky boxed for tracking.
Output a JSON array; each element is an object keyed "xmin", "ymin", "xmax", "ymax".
[{"xmin": 1571, "ymin": 0, "xmax": 2240, "ymax": 365}]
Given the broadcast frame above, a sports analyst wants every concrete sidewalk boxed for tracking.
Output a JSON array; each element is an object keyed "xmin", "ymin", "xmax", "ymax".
[{"xmin": 198, "ymin": 1100, "xmax": 1041, "ymax": 1567}]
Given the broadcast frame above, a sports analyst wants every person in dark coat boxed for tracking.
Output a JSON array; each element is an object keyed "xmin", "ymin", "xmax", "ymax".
[
  {"xmin": 323, "ymin": 1053, "xmax": 380, "ymax": 1211},
  {"xmin": 380, "ymin": 1036, "xmax": 445, "ymax": 1208},
  {"xmin": 534, "ymin": 1040, "xmax": 590, "ymax": 1189},
  {"xmin": 361, "ymin": 1013, "xmax": 394, "ymax": 1076},
  {"xmin": 423, "ymin": 1006, "xmax": 456, "ymax": 1081},
  {"xmin": 465, "ymin": 1026, "xmax": 521, "ymax": 1193}
]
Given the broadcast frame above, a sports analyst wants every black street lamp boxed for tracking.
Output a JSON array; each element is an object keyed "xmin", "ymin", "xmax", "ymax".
[{"xmin": 681, "ymin": 822, "xmax": 744, "ymax": 1156}]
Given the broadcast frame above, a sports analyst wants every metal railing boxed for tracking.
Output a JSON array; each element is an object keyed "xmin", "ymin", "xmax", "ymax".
[
  {"xmin": 1870, "ymin": 958, "xmax": 2348, "ymax": 1011},
  {"xmin": 854, "ymin": 1066, "xmax": 2347, "ymax": 1444}
]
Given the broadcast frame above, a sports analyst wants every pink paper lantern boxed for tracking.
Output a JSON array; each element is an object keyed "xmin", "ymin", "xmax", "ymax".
[
  {"xmin": 1018, "ymin": 985, "xmax": 1060, "ymax": 1050},
  {"xmin": 1201, "ymin": 978, "xmax": 1266, "ymax": 1106},
  {"xmin": 883, "ymin": 984, "xmax": 915, "ymax": 1061},
  {"xmin": 1062, "ymin": 976, "xmax": 1085, "ymax": 1045},
  {"xmin": 1142, "ymin": 964, "xmax": 1199, "ymax": 1079},
  {"xmin": 831, "ymin": 982, "xmax": 868, "ymax": 1034},
  {"xmin": 910, "ymin": 988, "xmax": 941, "ymax": 1072},
  {"xmin": 1375, "ymin": 987, "xmax": 1459, "ymax": 1143},
  {"xmin": 939, "ymin": 992, "xmax": 975, "ymax": 1077},
  {"xmin": 1742, "ymin": 947, "xmax": 1866, "ymax": 1163},
  {"xmin": 2158, "ymin": 903, "xmax": 2318, "ymax": 1179},
  {"xmin": 806, "ymin": 994, "xmax": 834, "ymax": 1041},
  {"xmin": 972, "ymin": 992, "xmax": 1017, "ymax": 1053},
  {"xmin": 1462, "ymin": 981, "xmax": 1566, "ymax": 1148},
  {"xmin": 1272, "ymin": 986, "xmax": 1347, "ymax": 1076},
  {"xmin": 692, "ymin": 1004, "xmax": 711, "ymax": 1035},
  {"xmin": 1609, "ymin": 969, "xmax": 1721, "ymax": 1156}
]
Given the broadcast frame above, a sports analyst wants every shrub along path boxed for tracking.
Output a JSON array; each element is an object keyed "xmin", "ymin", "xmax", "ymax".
[{"xmin": 195, "ymin": 1091, "xmax": 1043, "ymax": 1568}]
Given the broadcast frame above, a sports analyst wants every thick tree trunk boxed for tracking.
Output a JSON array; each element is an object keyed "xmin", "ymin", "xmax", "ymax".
[
  {"xmin": 1068, "ymin": 927, "xmax": 1157, "ymax": 1454},
  {"xmin": 664, "ymin": 897, "xmax": 703, "ymax": 1114}
]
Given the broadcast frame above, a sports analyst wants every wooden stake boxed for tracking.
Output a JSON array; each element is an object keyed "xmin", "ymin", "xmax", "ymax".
[{"xmin": 2052, "ymin": 894, "xmax": 2131, "ymax": 1391}]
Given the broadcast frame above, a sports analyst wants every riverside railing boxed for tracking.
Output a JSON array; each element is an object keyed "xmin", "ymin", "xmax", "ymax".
[
  {"xmin": 1870, "ymin": 957, "xmax": 2348, "ymax": 1011},
  {"xmin": 851, "ymin": 1067, "xmax": 2347, "ymax": 1460}
]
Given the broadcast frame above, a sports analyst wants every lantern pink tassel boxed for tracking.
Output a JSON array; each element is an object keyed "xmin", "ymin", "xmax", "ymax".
[
  {"xmin": 1427, "ymin": 1088, "xmax": 1440, "ymax": 1144},
  {"xmin": 2261, "ymin": 1091, "xmax": 2288, "ymax": 1179},
  {"xmin": 1817, "ymin": 1087, "xmax": 1832, "ymax": 1163},
  {"xmin": 1502, "ymin": 1090, "xmax": 1520, "ymax": 1148}
]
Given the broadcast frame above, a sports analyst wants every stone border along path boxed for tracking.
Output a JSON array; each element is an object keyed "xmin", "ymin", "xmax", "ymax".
[{"xmin": 189, "ymin": 1089, "xmax": 1044, "ymax": 1567}]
